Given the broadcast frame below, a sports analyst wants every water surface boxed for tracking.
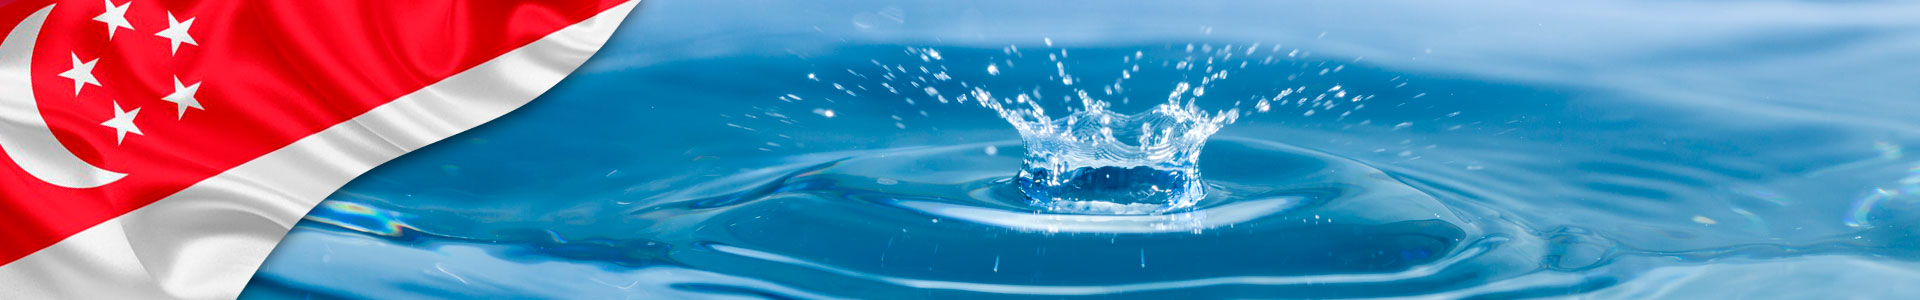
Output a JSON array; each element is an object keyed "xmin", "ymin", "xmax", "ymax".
[{"xmin": 242, "ymin": 0, "xmax": 1920, "ymax": 299}]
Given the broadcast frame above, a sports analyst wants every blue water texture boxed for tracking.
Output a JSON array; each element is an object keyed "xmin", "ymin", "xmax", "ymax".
[{"xmin": 240, "ymin": 0, "xmax": 1920, "ymax": 299}]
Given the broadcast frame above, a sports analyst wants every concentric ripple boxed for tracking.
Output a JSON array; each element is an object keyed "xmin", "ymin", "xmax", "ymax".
[{"xmin": 615, "ymin": 137, "xmax": 1543, "ymax": 298}]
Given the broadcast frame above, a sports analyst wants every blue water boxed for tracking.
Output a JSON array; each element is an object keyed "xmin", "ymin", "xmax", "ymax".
[{"xmin": 240, "ymin": 0, "xmax": 1920, "ymax": 299}]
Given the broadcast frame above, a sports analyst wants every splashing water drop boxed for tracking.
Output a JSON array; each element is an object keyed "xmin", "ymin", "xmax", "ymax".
[
  {"xmin": 794, "ymin": 45, "xmax": 1388, "ymax": 215},
  {"xmin": 973, "ymin": 88, "xmax": 1237, "ymax": 214}
]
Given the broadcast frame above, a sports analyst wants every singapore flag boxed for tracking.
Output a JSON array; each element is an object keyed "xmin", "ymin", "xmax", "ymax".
[{"xmin": 0, "ymin": 0, "xmax": 636, "ymax": 298}]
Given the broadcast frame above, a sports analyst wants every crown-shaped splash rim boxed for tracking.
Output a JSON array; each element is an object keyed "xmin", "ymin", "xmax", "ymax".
[{"xmin": 969, "ymin": 85, "xmax": 1238, "ymax": 215}]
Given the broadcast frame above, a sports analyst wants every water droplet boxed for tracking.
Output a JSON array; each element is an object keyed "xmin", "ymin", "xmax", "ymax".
[{"xmin": 1138, "ymin": 249, "xmax": 1147, "ymax": 268}]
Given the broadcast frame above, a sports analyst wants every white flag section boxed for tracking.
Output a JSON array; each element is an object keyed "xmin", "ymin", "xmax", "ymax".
[{"xmin": 0, "ymin": 1, "xmax": 637, "ymax": 299}]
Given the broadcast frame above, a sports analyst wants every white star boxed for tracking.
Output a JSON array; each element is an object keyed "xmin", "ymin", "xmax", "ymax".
[
  {"xmin": 161, "ymin": 77, "xmax": 203, "ymax": 119},
  {"xmin": 56, "ymin": 53, "xmax": 101, "ymax": 96},
  {"xmin": 100, "ymin": 101, "xmax": 143, "ymax": 145},
  {"xmin": 91, "ymin": 0, "xmax": 135, "ymax": 40},
  {"xmin": 154, "ymin": 12, "xmax": 196, "ymax": 55}
]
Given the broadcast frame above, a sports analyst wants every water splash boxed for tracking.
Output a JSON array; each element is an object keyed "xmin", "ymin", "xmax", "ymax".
[
  {"xmin": 968, "ymin": 87, "xmax": 1238, "ymax": 214},
  {"xmin": 772, "ymin": 43, "xmax": 1416, "ymax": 214}
]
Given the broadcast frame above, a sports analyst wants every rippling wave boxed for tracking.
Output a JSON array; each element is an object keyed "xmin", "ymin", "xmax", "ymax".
[{"xmin": 243, "ymin": 0, "xmax": 1920, "ymax": 299}]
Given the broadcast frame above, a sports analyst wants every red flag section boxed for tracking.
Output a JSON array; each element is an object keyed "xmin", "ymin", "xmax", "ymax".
[{"xmin": 0, "ymin": 0, "xmax": 628, "ymax": 266}]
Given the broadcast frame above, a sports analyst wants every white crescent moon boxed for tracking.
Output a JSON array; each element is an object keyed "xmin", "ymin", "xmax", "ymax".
[{"xmin": 0, "ymin": 5, "xmax": 127, "ymax": 189}]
